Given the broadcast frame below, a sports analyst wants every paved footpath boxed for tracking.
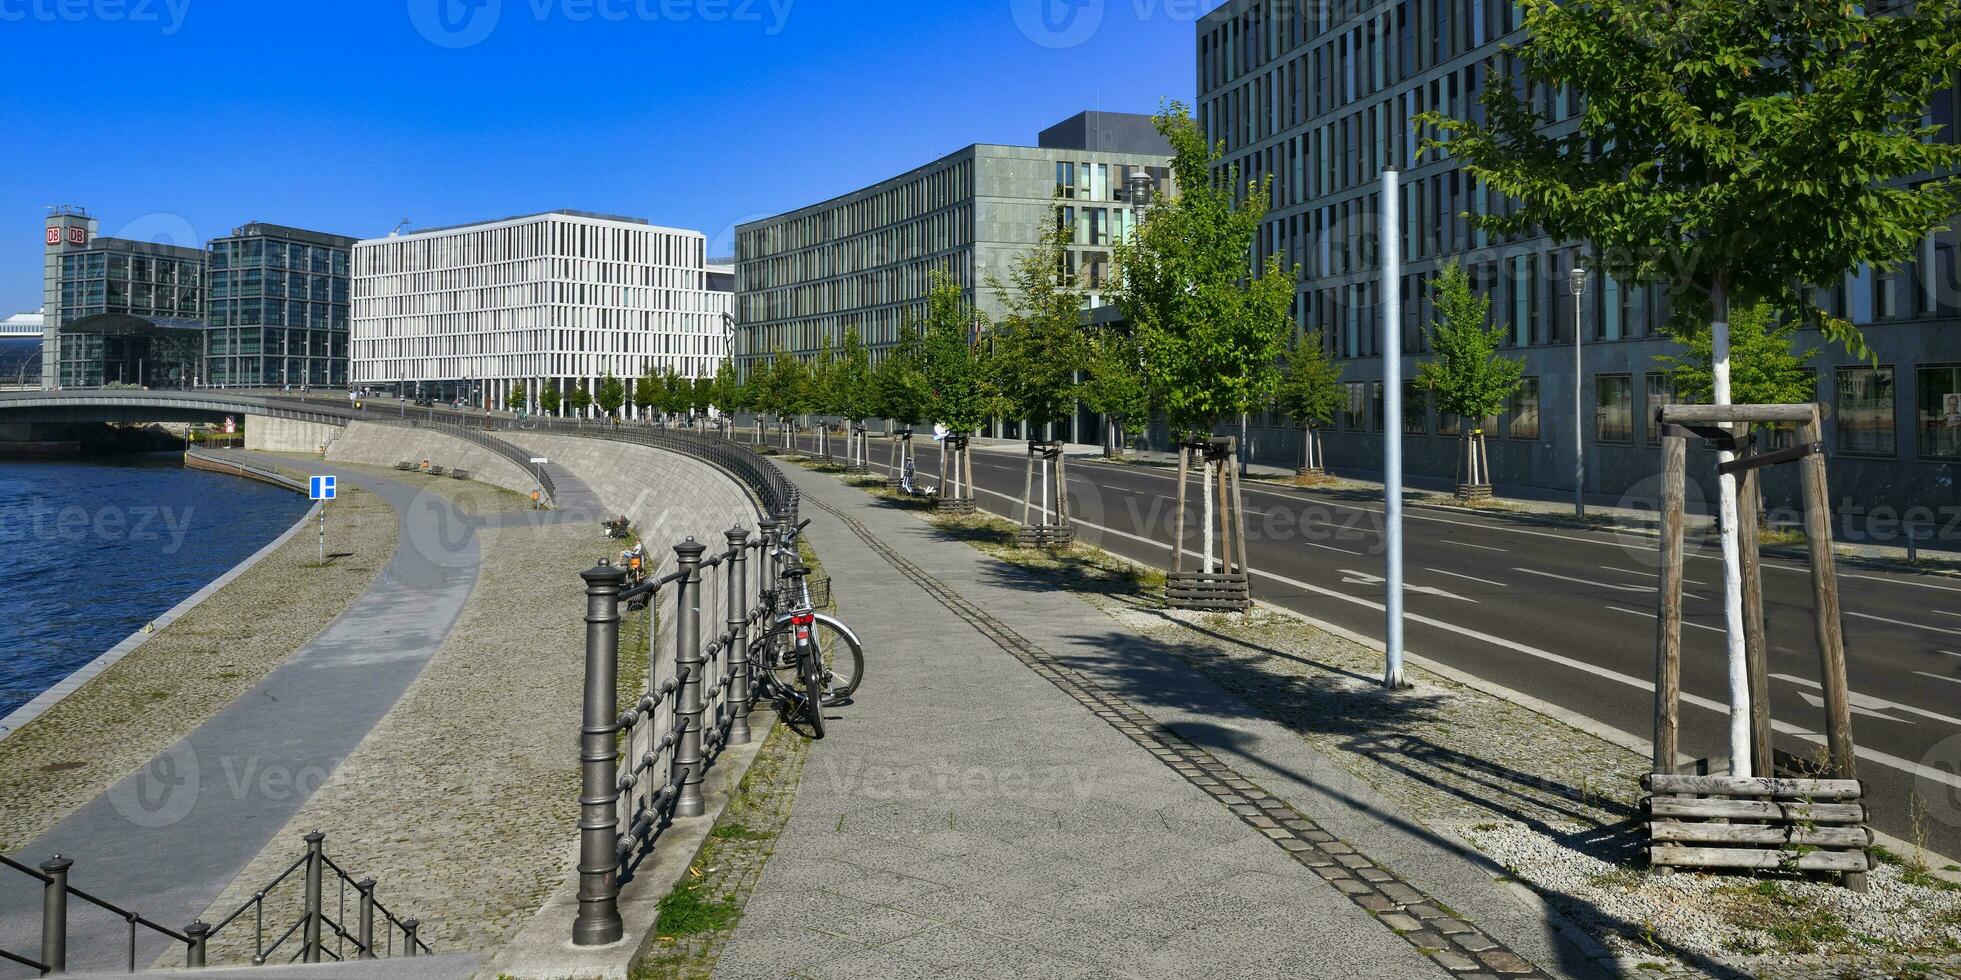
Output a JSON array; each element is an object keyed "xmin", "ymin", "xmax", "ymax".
[
  {"xmin": 0, "ymin": 457, "xmax": 601, "ymax": 976},
  {"xmin": 713, "ymin": 467, "xmax": 1608, "ymax": 980}
]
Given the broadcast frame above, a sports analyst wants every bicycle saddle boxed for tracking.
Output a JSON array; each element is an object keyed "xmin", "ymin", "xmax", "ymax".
[{"xmin": 781, "ymin": 565, "xmax": 812, "ymax": 579}]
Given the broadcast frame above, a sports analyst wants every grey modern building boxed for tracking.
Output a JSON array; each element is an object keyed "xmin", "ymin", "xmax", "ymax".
[
  {"xmin": 734, "ymin": 111, "xmax": 1174, "ymax": 414},
  {"xmin": 1195, "ymin": 1, "xmax": 1960, "ymax": 519},
  {"xmin": 42, "ymin": 207, "xmax": 206, "ymax": 389},
  {"xmin": 205, "ymin": 223, "xmax": 357, "ymax": 389}
]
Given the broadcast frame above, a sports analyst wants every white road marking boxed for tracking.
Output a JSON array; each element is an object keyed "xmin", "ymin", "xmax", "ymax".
[
  {"xmin": 1304, "ymin": 541, "xmax": 1365, "ymax": 555},
  {"xmin": 1605, "ymin": 565, "xmax": 1710, "ymax": 587},
  {"xmin": 1792, "ymin": 689, "xmax": 1913, "ymax": 723},
  {"xmin": 1914, "ymin": 671, "xmax": 1961, "ymax": 688},
  {"xmin": 1338, "ymin": 568, "xmax": 1478, "ymax": 603},
  {"xmin": 1427, "ymin": 568, "xmax": 1509, "ymax": 588},
  {"xmin": 1513, "ymin": 567, "xmax": 1650, "ymax": 594},
  {"xmin": 1605, "ymin": 605, "xmax": 1726, "ymax": 634},
  {"xmin": 1846, "ymin": 611, "xmax": 1961, "ymax": 637},
  {"xmin": 1937, "ymin": 610, "xmax": 1961, "ymax": 619},
  {"xmin": 1773, "ymin": 673, "xmax": 1961, "ymax": 727},
  {"xmin": 1444, "ymin": 539, "xmax": 1509, "ymax": 553},
  {"xmin": 1945, "ymin": 650, "xmax": 1961, "ymax": 659}
]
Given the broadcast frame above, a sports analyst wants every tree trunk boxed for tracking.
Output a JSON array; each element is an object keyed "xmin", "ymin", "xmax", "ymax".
[
  {"xmin": 1173, "ymin": 444, "xmax": 1189, "ymax": 574},
  {"xmin": 1201, "ymin": 456, "xmax": 1215, "ymax": 574},
  {"xmin": 1709, "ymin": 279, "xmax": 1754, "ymax": 776}
]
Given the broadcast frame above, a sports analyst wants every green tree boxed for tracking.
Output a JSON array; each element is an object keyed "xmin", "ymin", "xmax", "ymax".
[
  {"xmin": 634, "ymin": 368, "xmax": 659, "ymax": 417},
  {"xmin": 1114, "ymin": 104, "xmax": 1294, "ymax": 440},
  {"xmin": 1656, "ymin": 302, "xmax": 1818, "ymax": 411},
  {"xmin": 989, "ymin": 209, "xmax": 1089, "ymax": 442},
  {"xmin": 1113, "ymin": 103, "xmax": 1293, "ymax": 581},
  {"xmin": 567, "ymin": 381, "xmax": 592, "ymax": 416},
  {"xmin": 1079, "ymin": 326, "xmax": 1152, "ymax": 457},
  {"xmin": 1423, "ymin": 0, "xmax": 1961, "ymax": 769},
  {"xmin": 871, "ymin": 326, "xmax": 931, "ymax": 428},
  {"xmin": 539, "ymin": 381, "xmax": 562, "ymax": 415},
  {"xmin": 596, "ymin": 372, "xmax": 625, "ymax": 419},
  {"xmin": 655, "ymin": 368, "xmax": 687, "ymax": 420},
  {"xmin": 504, "ymin": 387, "xmax": 527, "ymax": 413},
  {"xmin": 919, "ymin": 270, "xmax": 990, "ymax": 504},
  {"xmin": 1275, "ymin": 330, "xmax": 1346, "ymax": 474},
  {"xmin": 1415, "ymin": 266, "xmax": 1524, "ymax": 490}
]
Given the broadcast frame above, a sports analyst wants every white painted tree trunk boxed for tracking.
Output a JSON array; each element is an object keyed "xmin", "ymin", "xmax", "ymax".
[
  {"xmin": 1711, "ymin": 286, "xmax": 1753, "ymax": 775},
  {"xmin": 1201, "ymin": 458, "xmax": 1215, "ymax": 573}
]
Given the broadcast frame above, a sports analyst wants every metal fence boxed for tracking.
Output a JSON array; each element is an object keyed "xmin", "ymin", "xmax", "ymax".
[
  {"xmin": 0, "ymin": 831, "xmax": 430, "ymax": 975},
  {"xmin": 571, "ymin": 505, "xmax": 797, "ymax": 946}
]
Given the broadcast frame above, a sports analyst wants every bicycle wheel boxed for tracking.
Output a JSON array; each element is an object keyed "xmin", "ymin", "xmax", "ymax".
[
  {"xmin": 798, "ymin": 642, "xmax": 826, "ymax": 739},
  {"xmin": 806, "ymin": 616, "xmax": 864, "ymax": 705}
]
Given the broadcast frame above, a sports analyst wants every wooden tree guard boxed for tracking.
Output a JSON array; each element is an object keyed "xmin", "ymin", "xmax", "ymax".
[
  {"xmin": 1014, "ymin": 440, "xmax": 1075, "ymax": 548},
  {"xmin": 1647, "ymin": 402, "xmax": 1869, "ymax": 890},
  {"xmin": 936, "ymin": 434, "xmax": 975, "ymax": 514},
  {"xmin": 885, "ymin": 429, "xmax": 912, "ymax": 489},
  {"xmin": 1454, "ymin": 427, "xmax": 1493, "ymax": 503},
  {"xmin": 1297, "ymin": 426, "xmax": 1324, "ymax": 477},
  {"xmin": 1166, "ymin": 436, "xmax": 1251, "ymax": 611},
  {"xmin": 847, "ymin": 424, "xmax": 871, "ymax": 474}
]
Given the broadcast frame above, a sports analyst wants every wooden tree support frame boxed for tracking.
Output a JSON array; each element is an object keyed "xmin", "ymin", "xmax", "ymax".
[
  {"xmin": 935, "ymin": 434, "xmax": 976, "ymax": 514},
  {"xmin": 885, "ymin": 429, "xmax": 914, "ymax": 489},
  {"xmin": 1648, "ymin": 402, "xmax": 1869, "ymax": 890},
  {"xmin": 846, "ymin": 424, "xmax": 871, "ymax": 474},
  {"xmin": 1166, "ymin": 436, "xmax": 1251, "ymax": 612},
  {"xmin": 1014, "ymin": 440, "xmax": 1075, "ymax": 548},
  {"xmin": 1454, "ymin": 427, "xmax": 1494, "ymax": 502}
]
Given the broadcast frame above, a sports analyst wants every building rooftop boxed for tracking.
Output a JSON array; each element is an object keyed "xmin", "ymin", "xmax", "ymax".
[
  {"xmin": 397, "ymin": 209, "xmax": 653, "ymax": 238},
  {"xmin": 0, "ymin": 312, "xmax": 44, "ymax": 337},
  {"xmin": 1038, "ymin": 111, "xmax": 1173, "ymax": 155},
  {"xmin": 219, "ymin": 223, "xmax": 360, "ymax": 248}
]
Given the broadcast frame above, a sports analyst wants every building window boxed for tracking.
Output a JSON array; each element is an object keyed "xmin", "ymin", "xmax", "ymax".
[
  {"xmin": 1371, "ymin": 381, "xmax": 1385, "ymax": 432},
  {"xmin": 1645, "ymin": 372, "xmax": 1675, "ymax": 446},
  {"xmin": 1835, "ymin": 366, "xmax": 1895, "ymax": 457},
  {"xmin": 1596, "ymin": 374, "xmax": 1633, "ymax": 443},
  {"xmin": 1344, "ymin": 381, "xmax": 1367, "ymax": 430},
  {"xmin": 1918, "ymin": 364, "xmax": 1961, "ymax": 460},
  {"xmin": 1508, "ymin": 376, "xmax": 1541, "ymax": 439},
  {"xmin": 1403, "ymin": 381, "xmax": 1427, "ymax": 434}
]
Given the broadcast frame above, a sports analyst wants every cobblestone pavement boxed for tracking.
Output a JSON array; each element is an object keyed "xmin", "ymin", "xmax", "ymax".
[
  {"xmin": 0, "ymin": 462, "xmax": 484, "ymax": 974},
  {"xmin": 175, "ymin": 495, "xmax": 599, "ymax": 964},
  {"xmin": 712, "ymin": 466, "xmax": 1591, "ymax": 979}
]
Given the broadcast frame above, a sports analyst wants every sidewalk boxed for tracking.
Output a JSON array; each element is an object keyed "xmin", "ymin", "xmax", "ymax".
[{"xmin": 713, "ymin": 467, "xmax": 1600, "ymax": 979}]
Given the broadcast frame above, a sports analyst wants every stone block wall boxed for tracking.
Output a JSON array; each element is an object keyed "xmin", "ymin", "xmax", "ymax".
[{"xmin": 326, "ymin": 421, "xmax": 537, "ymax": 500}]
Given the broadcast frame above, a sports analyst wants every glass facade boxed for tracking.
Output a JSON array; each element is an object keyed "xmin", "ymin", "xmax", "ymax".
[
  {"xmin": 205, "ymin": 225, "xmax": 355, "ymax": 388},
  {"xmin": 1918, "ymin": 364, "xmax": 1961, "ymax": 460},
  {"xmin": 53, "ymin": 239, "xmax": 206, "ymax": 388},
  {"xmin": 1507, "ymin": 377, "xmax": 1540, "ymax": 440},
  {"xmin": 1595, "ymin": 374, "xmax": 1633, "ymax": 443},
  {"xmin": 1835, "ymin": 366, "xmax": 1895, "ymax": 457}
]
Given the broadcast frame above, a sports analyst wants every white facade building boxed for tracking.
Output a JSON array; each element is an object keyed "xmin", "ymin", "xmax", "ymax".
[{"xmin": 351, "ymin": 210, "xmax": 730, "ymax": 415}]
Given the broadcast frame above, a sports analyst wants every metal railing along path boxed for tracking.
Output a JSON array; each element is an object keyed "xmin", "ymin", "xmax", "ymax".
[
  {"xmin": 0, "ymin": 831, "xmax": 430, "ymax": 974},
  {"xmin": 572, "ymin": 507, "xmax": 800, "ymax": 946}
]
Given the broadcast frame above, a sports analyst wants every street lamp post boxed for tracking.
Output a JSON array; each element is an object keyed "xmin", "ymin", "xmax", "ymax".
[
  {"xmin": 1120, "ymin": 171, "xmax": 1155, "ymax": 458},
  {"xmin": 1570, "ymin": 267, "xmax": 1586, "ymax": 520}
]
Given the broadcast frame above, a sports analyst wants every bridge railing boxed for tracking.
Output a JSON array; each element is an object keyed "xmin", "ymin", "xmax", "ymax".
[{"xmin": 570, "ymin": 504, "xmax": 798, "ymax": 947}]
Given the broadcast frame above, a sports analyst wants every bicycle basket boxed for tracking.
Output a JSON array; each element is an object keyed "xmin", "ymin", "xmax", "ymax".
[{"xmin": 769, "ymin": 577, "xmax": 831, "ymax": 611}]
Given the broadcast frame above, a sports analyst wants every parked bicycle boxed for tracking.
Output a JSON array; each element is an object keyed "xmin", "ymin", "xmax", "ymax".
[{"xmin": 753, "ymin": 518, "xmax": 863, "ymax": 738}]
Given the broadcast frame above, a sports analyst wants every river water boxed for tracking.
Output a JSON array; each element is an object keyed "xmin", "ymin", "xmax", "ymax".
[{"xmin": 0, "ymin": 453, "xmax": 314, "ymax": 718}]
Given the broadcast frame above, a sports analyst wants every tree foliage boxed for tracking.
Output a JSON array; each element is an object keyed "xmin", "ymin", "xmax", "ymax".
[
  {"xmin": 539, "ymin": 382, "xmax": 561, "ymax": 414},
  {"xmin": 1414, "ymin": 265, "xmax": 1524, "ymax": 422},
  {"xmin": 634, "ymin": 368, "xmax": 659, "ymax": 413},
  {"xmin": 831, "ymin": 328, "xmax": 876, "ymax": 422},
  {"xmin": 871, "ymin": 326, "xmax": 932, "ymax": 426},
  {"xmin": 567, "ymin": 382, "xmax": 592, "ymax": 414},
  {"xmin": 1114, "ymin": 103, "xmax": 1296, "ymax": 437},
  {"xmin": 1424, "ymin": 0, "xmax": 1961, "ymax": 362},
  {"xmin": 1656, "ymin": 301, "xmax": 1818, "ymax": 408},
  {"xmin": 691, "ymin": 375, "xmax": 715, "ymax": 416},
  {"xmin": 989, "ymin": 210, "xmax": 1089, "ymax": 434},
  {"xmin": 918, "ymin": 269, "xmax": 993, "ymax": 433},
  {"xmin": 1079, "ymin": 325, "xmax": 1153, "ymax": 434},
  {"xmin": 1275, "ymin": 330, "xmax": 1346, "ymax": 430},
  {"xmin": 504, "ymin": 387, "xmax": 527, "ymax": 412},
  {"xmin": 596, "ymin": 372, "xmax": 625, "ymax": 417},
  {"xmin": 756, "ymin": 349, "xmax": 807, "ymax": 421}
]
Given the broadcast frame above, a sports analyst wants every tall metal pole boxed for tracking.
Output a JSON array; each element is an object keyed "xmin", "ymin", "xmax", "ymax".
[
  {"xmin": 1571, "ymin": 267, "xmax": 1587, "ymax": 519},
  {"xmin": 573, "ymin": 560, "xmax": 625, "ymax": 946},
  {"xmin": 1381, "ymin": 168, "xmax": 1405, "ymax": 689}
]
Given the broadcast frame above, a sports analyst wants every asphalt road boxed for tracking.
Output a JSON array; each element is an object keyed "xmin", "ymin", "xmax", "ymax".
[{"xmin": 810, "ymin": 431, "xmax": 1961, "ymax": 861}]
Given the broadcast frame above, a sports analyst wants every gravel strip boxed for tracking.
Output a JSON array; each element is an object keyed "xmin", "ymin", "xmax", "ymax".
[
  {"xmin": 0, "ymin": 480, "xmax": 396, "ymax": 853},
  {"xmin": 171, "ymin": 513, "xmax": 596, "ymax": 964}
]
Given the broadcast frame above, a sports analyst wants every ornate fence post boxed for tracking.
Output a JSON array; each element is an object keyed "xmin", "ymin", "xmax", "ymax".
[
  {"xmin": 757, "ymin": 516, "xmax": 780, "ymax": 589},
  {"xmin": 355, "ymin": 879, "xmax": 376, "ymax": 959},
  {"xmin": 402, "ymin": 919, "xmax": 419, "ymax": 958},
  {"xmin": 724, "ymin": 527, "xmax": 753, "ymax": 745},
  {"xmin": 573, "ymin": 560, "xmax": 626, "ymax": 947},
  {"xmin": 185, "ymin": 920, "xmax": 210, "ymax": 968},
  {"xmin": 301, "ymin": 832, "xmax": 324, "ymax": 963},
  {"xmin": 672, "ymin": 538, "xmax": 708, "ymax": 817},
  {"xmin": 40, "ymin": 855, "xmax": 71, "ymax": 975}
]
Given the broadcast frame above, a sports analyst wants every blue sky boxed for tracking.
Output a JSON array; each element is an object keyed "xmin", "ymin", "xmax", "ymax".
[{"xmin": 0, "ymin": 0, "xmax": 1212, "ymax": 313}]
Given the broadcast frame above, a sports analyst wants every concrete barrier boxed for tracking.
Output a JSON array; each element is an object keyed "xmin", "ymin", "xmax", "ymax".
[
  {"xmin": 326, "ymin": 421, "xmax": 536, "ymax": 499},
  {"xmin": 501, "ymin": 433, "xmax": 761, "ymax": 553}
]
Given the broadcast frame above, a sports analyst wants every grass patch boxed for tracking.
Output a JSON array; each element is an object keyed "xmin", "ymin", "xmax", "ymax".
[
  {"xmin": 708, "ymin": 822, "xmax": 774, "ymax": 842},
  {"xmin": 652, "ymin": 883, "xmax": 740, "ymax": 937},
  {"xmin": 1713, "ymin": 879, "xmax": 1855, "ymax": 956}
]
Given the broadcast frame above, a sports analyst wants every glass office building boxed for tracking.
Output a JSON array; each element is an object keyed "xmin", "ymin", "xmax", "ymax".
[
  {"xmin": 43, "ymin": 208, "xmax": 206, "ymax": 388},
  {"xmin": 1195, "ymin": 1, "xmax": 1961, "ymax": 514},
  {"xmin": 205, "ymin": 223, "xmax": 356, "ymax": 388}
]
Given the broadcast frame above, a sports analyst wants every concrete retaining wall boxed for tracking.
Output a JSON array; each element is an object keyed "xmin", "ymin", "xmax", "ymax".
[
  {"xmin": 245, "ymin": 416, "xmax": 341, "ymax": 453},
  {"xmin": 326, "ymin": 421, "xmax": 536, "ymax": 500},
  {"xmin": 503, "ymin": 433, "xmax": 762, "ymax": 552}
]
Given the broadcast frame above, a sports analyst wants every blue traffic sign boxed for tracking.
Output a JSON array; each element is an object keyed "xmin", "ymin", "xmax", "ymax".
[{"xmin": 310, "ymin": 475, "xmax": 337, "ymax": 500}]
